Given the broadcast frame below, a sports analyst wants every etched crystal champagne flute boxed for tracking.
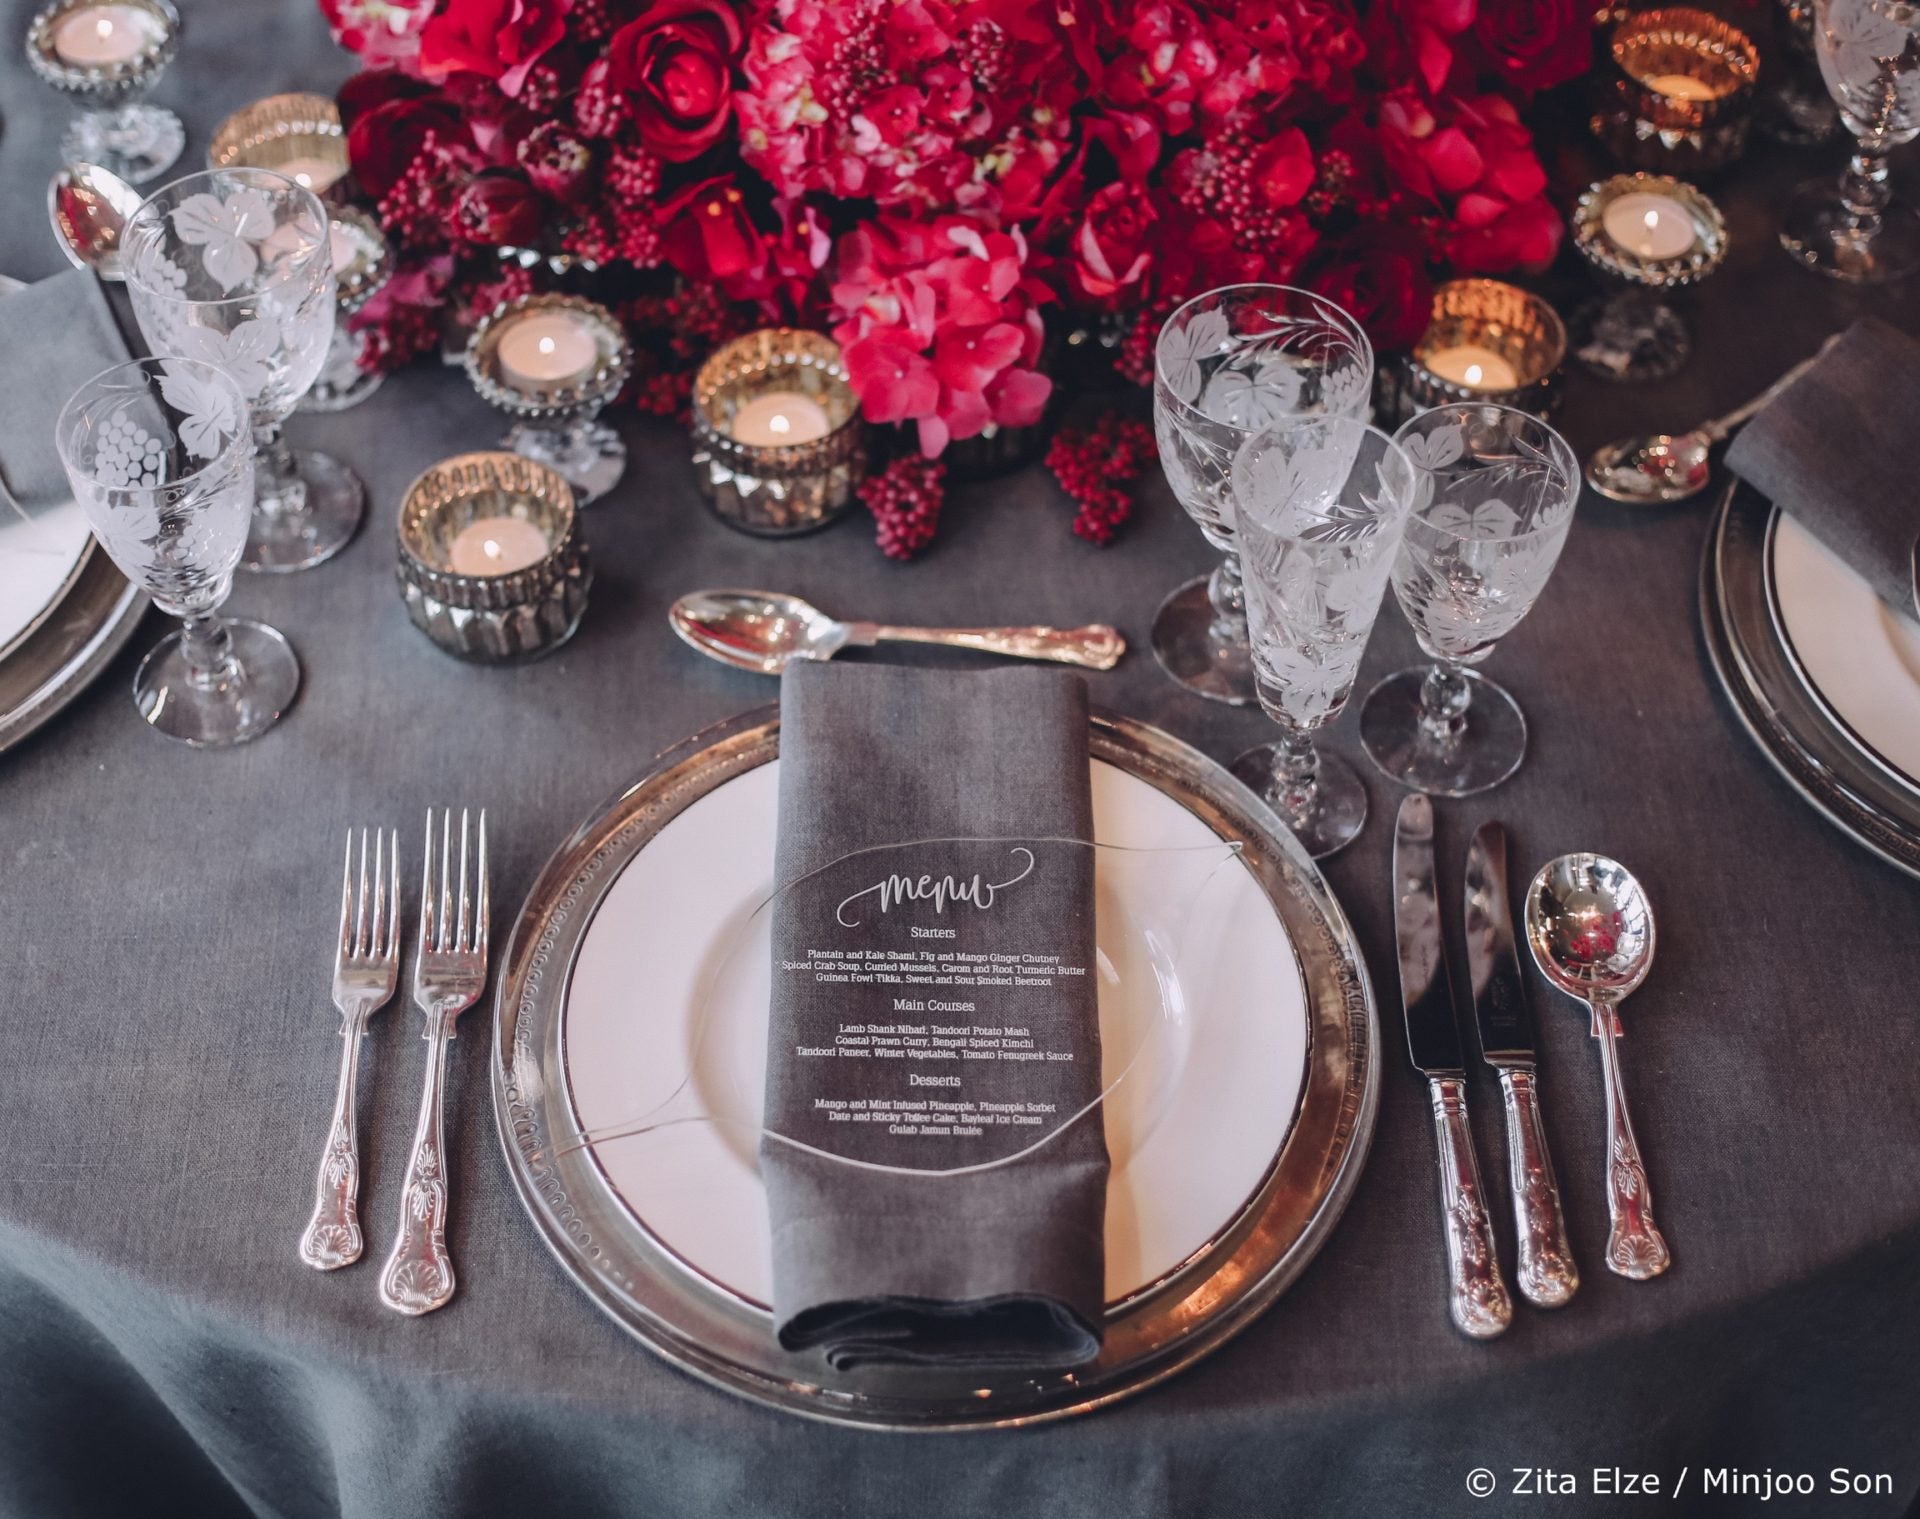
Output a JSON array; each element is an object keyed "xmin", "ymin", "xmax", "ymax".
[
  {"xmin": 1228, "ymin": 416, "xmax": 1416, "ymax": 858},
  {"xmin": 1780, "ymin": 0, "xmax": 1920, "ymax": 281},
  {"xmin": 1152, "ymin": 286, "xmax": 1374, "ymax": 706},
  {"xmin": 123, "ymin": 168, "xmax": 364, "ymax": 572},
  {"xmin": 55, "ymin": 356, "xmax": 300, "ymax": 745},
  {"xmin": 1359, "ymin": 404, "xmax": 1578, "ymax": 797}
]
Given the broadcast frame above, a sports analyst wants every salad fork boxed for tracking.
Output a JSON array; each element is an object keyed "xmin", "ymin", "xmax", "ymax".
[
  {"xmin": 299, "ymin": 828, "xmax": 400, "ymax": 1271},
  {"xmin": 379, "ymin": 808, "xmax": 489, "ymax": 1316}
]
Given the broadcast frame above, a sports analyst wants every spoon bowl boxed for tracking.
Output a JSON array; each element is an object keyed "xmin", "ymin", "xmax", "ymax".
[
  {"xmin": 1524, "ymin": 852, "xmax": 1656, "ymax": 1000},
  {"xmin": 48, "ymin": 162, "xmax": 143, "ymax": 283},
  {"xmin": 670, "ymin": 589, "xmax": 849, "ymax": 675},
  {"xmin": 1584, "ymin": 432, "xmax": 1713, "ymax": 505}
]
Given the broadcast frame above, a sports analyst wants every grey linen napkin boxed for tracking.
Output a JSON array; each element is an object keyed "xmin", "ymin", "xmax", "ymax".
[
  {"xmin": 1726, "ymin": 317, "xmax": 1920, "ymax": 613},
  {"xmin": 762, "ymin": 662, "xmax": 1109, "ymax": 1371},
  {"xmin": 0, "ymin": 270, "xmax": 132, "ymax": 512}
]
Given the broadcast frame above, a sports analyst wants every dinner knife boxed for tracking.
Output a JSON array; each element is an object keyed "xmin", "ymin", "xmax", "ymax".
[
  {"xmin": 1392, "ymin": 793, "xmax": 1512, "ymax": 1340},
  {"xmin": 1464, "ymin": 821, "xmax": 1580, "ymax": 1309}
]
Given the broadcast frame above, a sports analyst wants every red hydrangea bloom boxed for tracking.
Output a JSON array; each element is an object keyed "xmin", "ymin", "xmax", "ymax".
[
  {"xmin": 831, "ymin": 213, "xmax": 1051, "ymax": 456},
  {"xmin": 1375, "ymin": 90, "xmax": 1560, "ymax": 271}
]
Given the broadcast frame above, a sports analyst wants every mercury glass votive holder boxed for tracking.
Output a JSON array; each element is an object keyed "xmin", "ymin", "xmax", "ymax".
[
  {"xmin": 396, "ymin": 452, "xmax": 590, "ymax": 664},
  {"xmin": 208, "ymin": 91, "xmax": 349, "ymax": 198},
  {"xmin": 1569, "ymin": 174, "xmax": 1727, "ymax": 382},
  {"xmin": 1592, "ymin": 8, "xmax": 1761, "ymax": 175},
  {"xmin": 1384, "ymin": 280, "xmax": 1566, "ymax": 422},
  {"xmin": 303, "ymin": 204, "xmax": 392, "ymax": 413},
  {"xmin": 690, "ymin": 328, "xmax": 867, "ymax": 537},
  {"xmin": 466, "ymin": 293, "xmax": 632, "ymax": 505},
  {"xmin": 26, "ymin": 0, "xmax": 182, "ymax": 184}
]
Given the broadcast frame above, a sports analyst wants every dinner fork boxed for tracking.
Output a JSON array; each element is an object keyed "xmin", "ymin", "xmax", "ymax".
[
  {"xmin": 299, "ymin": 828, "xmax": 400, "ymax": 1271},
  {"xmin": 379, "ymin": 807, "xmax": 489, "ymax": 1316}
]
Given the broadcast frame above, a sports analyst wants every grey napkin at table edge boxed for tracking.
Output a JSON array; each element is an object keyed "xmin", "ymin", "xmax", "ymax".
[
  {"xmin": 762, "ymin": 662, "xmax": 1109, "ymax": 1372},
  {"xmin": 0, "ymin": 269, "xmax": 134, "ymax": 512},
  {"xmin": 1726, "ymin": 316, "xmax": 1920, "ymax": 614}
]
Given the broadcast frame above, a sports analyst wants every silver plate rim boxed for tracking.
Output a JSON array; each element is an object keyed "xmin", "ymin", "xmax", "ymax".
[
  {"xmin": 0, "ymin": 543, "xmax": 146, "ymax": 756},
  {"xmin": 490, "ymin": 704, "xmax": 1379, "ymax": 1430},
  {"xmin": 1701, "ymin": 478, "xmax": 1920, "ymax": 879}
]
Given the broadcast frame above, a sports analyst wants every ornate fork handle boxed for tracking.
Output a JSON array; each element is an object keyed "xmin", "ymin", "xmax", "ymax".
[
  {"xmin": 1496, "ymin": 1067, "xmax": 1579, "ymax": 1308},
  {"xmin": 299, "ymin": 1009, "xmax": 372, "ymax": 1270},
  {"xmin": 854, "ymin": 621, "xmax": 1126, "ymax": 671},
  {"xmin": 1590, "ymin": 999, "xmax": 1671, "ymax": 1280},
  {"xmin": 1428, "ymin": 1075, "xmax": 1512, "ymax": 1339},
  {"xmin": 379, "ymin": 1010, "xmax": 458, "ymax": 1315}
]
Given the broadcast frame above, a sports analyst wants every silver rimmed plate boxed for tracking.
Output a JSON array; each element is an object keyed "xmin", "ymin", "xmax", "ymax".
[
  {"xmin": 1702, "ymin": 478, "xmax": 1920, "ymax": 878},
  {"xmin": 0, "ymin": 543, "xmax": 145, "ymax": 754},
  {"xmin": 492, "ymin": 707, "xmax": 1378, "ymax": 1429}
]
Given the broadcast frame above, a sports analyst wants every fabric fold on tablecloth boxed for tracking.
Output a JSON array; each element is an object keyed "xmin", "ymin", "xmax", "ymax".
[
  {"xmin": 762, "ymin": 662, "xmax": 1108, "ymax": 1371},
  {"xmin": 1726, "ymin": 317, "xmax": 1920, "ymax": 614},
  {"xmin": 0, "ymin": 269, "xmax": 134, "ymax": 513}
]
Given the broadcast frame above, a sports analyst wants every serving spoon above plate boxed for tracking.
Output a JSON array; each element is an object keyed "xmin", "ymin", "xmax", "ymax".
[
  {"xmin": 670, "ymin": 588, "xmax": 1125, "ymax": 675},
  {"xmin": 48, "ymin": 162, "xmax": 142, "ymax": 282}
]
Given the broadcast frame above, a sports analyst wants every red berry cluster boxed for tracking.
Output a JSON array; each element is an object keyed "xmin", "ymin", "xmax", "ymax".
[
  {"xmin": 1046, "ymin": 414, "xmax": 1156, "ymax": 545},
  {"xmin": 861, "ymin": 454, "xmax": 948, "ymax": 562},
  {"xmin": 376, "ymin": 132, "xmax": 468, "ymax": 250}
]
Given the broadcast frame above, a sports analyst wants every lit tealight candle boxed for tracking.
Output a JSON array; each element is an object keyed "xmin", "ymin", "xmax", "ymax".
[
  {"xmin": 277, "ymin": 156, "xmax": 346, "ymax": 195},
  {"xmin": 446, "ymin": 515, "xmax": 551, "ymax": 576},
  {"xmin": 728, "ymin": 390, "xmax": 833, "ymax": 447},
  {"xmin": 51, "ymin": 3, "xmax": 154, "ymax": 65},
  {"xmin": 1424, "ymin": 345, "xmax": 1520, "ymax": 391},
  {"xmin": 1601, "ymin": 192, "xmax": 1698, "ymax": 261},
  {"xmin": 496, "ymin": 313, "xmax": 600, "ymax": 394},
  {"xmin": 1643, "ymin": 71, "xmax": 1728, "ymax": 102}
]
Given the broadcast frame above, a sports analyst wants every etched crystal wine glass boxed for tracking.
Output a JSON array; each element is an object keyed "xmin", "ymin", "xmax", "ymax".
[
  {"xmin": 1228, "ymin": 416, "xmax": 1416, "ymax": 858},
  {"xmin": 56, "ymin": 357, "xmax": 300, "ymax": 746},
  {"xmin": 1152, "ymin": 286, "xmax": 1374, "ymax": 706},
  {"xmin": 1780, "ymin": 0, "xmax": 1920, "ymax": 281},
  {"xmin": 1358, "ymin": 404, "xmax": 1578, "ymax": 798},
  {"xmin": 123, "ymin": 168, "xmax": 364, "ymax": 572}
]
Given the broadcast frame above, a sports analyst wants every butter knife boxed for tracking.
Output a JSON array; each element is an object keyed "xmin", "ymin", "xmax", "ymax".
[
  {"xmin": 1464, "ymin": 822, "xmax": 1579, "ymax": 1309},
  {"xmin": 1392, "ymin": 793, "xmax": 1512, "ymax": 1340}
]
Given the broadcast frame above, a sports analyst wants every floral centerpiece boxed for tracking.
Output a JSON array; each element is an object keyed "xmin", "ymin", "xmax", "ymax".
[{"xmin": 322, "ymin": 0, "xmax": 1586, "ymax": 554}]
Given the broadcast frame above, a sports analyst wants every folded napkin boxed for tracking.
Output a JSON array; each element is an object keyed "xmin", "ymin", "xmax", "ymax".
[
  {"xmin": 0, "ymin": 270, "xmax": 133, "ymax": 513},
  {"xmin": 763, "ymin": 662, "xmax": 1108, "ymax": 1371},
  {"xmin": 1726, "ymin": 318, "xmax": 1920, "ymax": 614}
]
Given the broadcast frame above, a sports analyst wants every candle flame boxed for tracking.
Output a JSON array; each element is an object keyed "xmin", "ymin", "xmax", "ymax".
[
  {"xmin": 1644, "ymin": 209, "xmax": 1660, "ymax": 229},
  {"xmin": 483, "ymin": 539, "xmax": 502, "ymax": 560},
  {"xmin": 295, "ymin": 172, "xmax": 312, "ymax": 188},
  {"xmin": 769, "ymin": 413, "xmax": 791, "ymax": 435},
  {"xmin": 538, "ymin": 336, "xmax": 556, "ymax": 356},
  {"xmin": 1464, "ymin": 363, "xmax": 1483, "ymax": 387},
  {"xmin": 96, "ymin": 17, "xmax": 112, "ymax": 36}
]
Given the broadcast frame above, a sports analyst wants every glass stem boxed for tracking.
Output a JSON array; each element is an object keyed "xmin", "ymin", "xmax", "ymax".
[
  {"xmin": 1838, "ymin": 146, "xmax": 1891, "ymax": 241},
  {"xmin": 1419, "ymin": 663, "xmax": 1473, "ymax": 750},
  {"xmin": 179, "ymin": 613, "xmax": 238, "ymax": 691},
  {"xmin": 1267, "ymin": 730, "xmax": 1321, "ymax": 822},
  {"xmin": 1208, "ymin": 552, "xmax": 1249, "ymax": 638},
  {"xmin": 254, "ymin": 420, "xmax": 301, "ymax": 515}
]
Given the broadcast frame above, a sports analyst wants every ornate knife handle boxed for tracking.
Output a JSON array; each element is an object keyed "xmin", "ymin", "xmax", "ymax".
[
  {"xmin": 1427, "ymin": 1075, "xmax": 1512, "ymax": 1339},
  {"xmin": 379, "ymin": 1013, "xmax": 457, "ymax": 1315},
  {"xmin": 1589, "ymin": 999, "xmax": 1671, "ymax": 1280},
  {"xmin": 858, "ymin": 622, "xmax": 1126, "ymax": 671},
  {"xmin": 298, "ymin": 1013, "xmax": 370, "ymax": 1270},
  {"xmin": 1496, "ymin": 1068, "xmax": 1579, "ymax": 1308}
]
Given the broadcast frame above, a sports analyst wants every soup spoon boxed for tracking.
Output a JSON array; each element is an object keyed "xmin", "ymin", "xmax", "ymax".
[
  {"xmin": 48, "ymin": 162, "xmax": 141, "ymax": 282},
  {"xmin": 1524, "ymin": 853, "xmax": 1672, "ymax": 1280}
]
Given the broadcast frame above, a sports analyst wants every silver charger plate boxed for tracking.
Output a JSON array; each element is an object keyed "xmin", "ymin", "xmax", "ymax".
[
  {"xmin": 0, "ymin": 545, "xmax": 145, "ymax": 755},
  {"xmin": 1701, "ymin": 477, "xmax": 1920, "ymax": 878},
  {"xmin": 491, "ymin": 706, "xmax": 1379, "ymax": 1429}
]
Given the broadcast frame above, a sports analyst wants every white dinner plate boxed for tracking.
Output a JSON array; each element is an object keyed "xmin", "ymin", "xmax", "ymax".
[
  {"xmin": 1769, "ymin": 512, "xmax": 1920, "ymax": 797},
  {"xmin": 0, "ymin": 500, "xmax": 93, "ymax": 664},
  {"xmin": 560, "ymin": 757, "xmax": 1310, "ymax": 1308}
]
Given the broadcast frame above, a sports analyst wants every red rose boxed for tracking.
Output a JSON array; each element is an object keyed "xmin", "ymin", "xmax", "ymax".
[
  {"xmin": 419, "ymin": 0, "xmax": 568, "ymax": 96},
  {"xmin": 336, "ymin": 70, "xmax": 436, "ymax": 129},
  {"xmin": 658, "ymin": 176, "xmax": 766, "ymax": 282},
  {"xmin": 1307, "ymin": 223, "xmax": 1434, "ymax": 352},
  {"xmin": 1471, "ymin": 0, "xmax": 1590, "ymax": 96},
  {"xmin": 606, "ymin": 0, "xmax": 743, "ymax": 163},
  {"xmin": 1066, "ymin": 182, "xmax": 1156, "ymax": 306},
  {"xmin": 454, "ymin": 173, "xmax": 546, "ymax": 246},
  {"xmin": 347, "ymin": 95, "xmax": 467, "ymax": 198}
]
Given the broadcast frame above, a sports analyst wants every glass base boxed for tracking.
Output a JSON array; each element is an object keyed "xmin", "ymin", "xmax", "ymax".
[
  {"xmin": 1150, "ymin": 577, "xmax": 1257, "ymax": 707},
  {"xmin": 61, "ymin": 104, "xmax": 185, "ymax": 186},
  {"xmin": 134, "ymin": 619, "xmax": 300, "ymax": 747},
  {"xmin": 1229, "ymin": 744, "xmax": 1369, "ymax": 859},
  {"xmin": 241, "ymin": 450, "xmax": 366, "ymax": 573},
  {"xmin": 506, "ymin": 420, "xmax": 626, "ymax": 504},
  {"xmin": 1780, "ymin": 177, "xmax": 1920, "ymax": 284},
  {"xmin": 1570, "ymin": 292, "xmax": 1690, "ymax": 383},
  {"xmin": 300, "ymin": 363, "xmax": 384, "ymax": 414},
  {"xmin": 1359, "ymin": 667, "xmax": 1528, "ymax": 798}
]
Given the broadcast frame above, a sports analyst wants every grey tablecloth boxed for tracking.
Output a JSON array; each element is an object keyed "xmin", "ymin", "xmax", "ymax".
[{"xmin": 3, "ymin": 4, "xmax": 1919, "ymax": 1517}]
